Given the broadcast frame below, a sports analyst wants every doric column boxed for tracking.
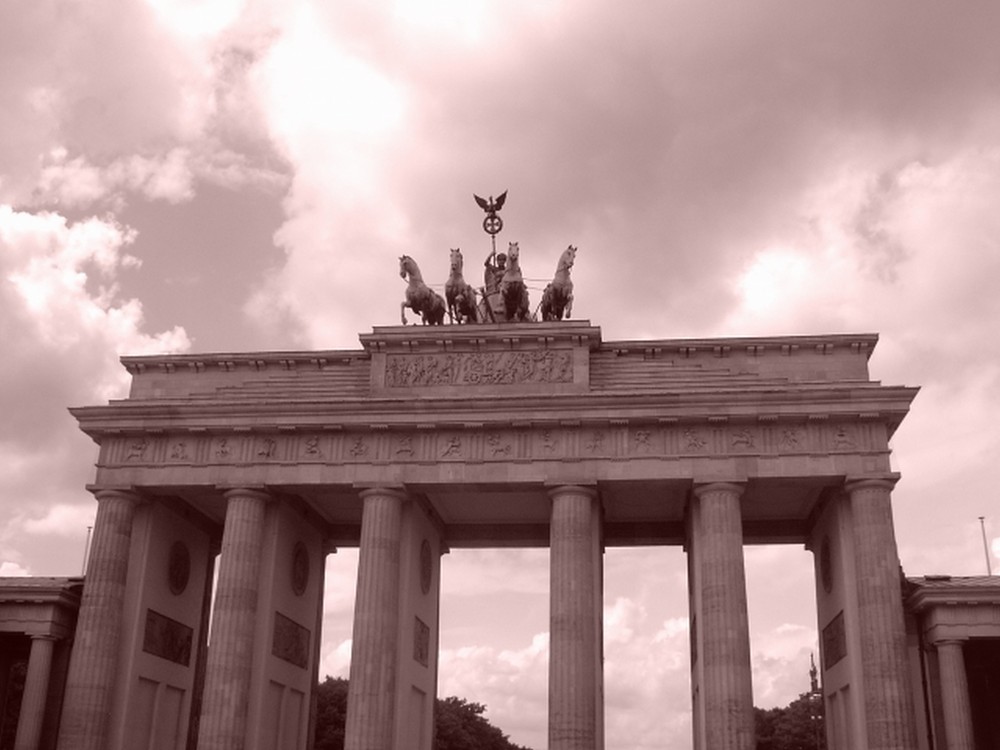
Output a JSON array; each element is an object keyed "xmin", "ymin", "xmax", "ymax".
[
  {"xmin": 345, "ymin": 487, "xmax": 406, "ymax": 750},
  {"xmin": 57, "ymin": 488, "xmax": 141, "ymax": 750},
  {"xmin": 548, "ymin": 485, "xmax": 603, "ymax": 750},
  {"xmin": 13, "ymin": 635, "xmax": 56, "ymax": 750},
  {"xmin": 689, "ymin": 482, "xmax": 754, "ymax": 750},
  {"xmin": 935, "ymin": 639, "xmax": 974, "ymax": 750},
  {"xmin": 846, "ymin": 478, "xmax": 917, "ymax": 750},
  {"xmin": 197, "ymin": 488, "xmax": 270, "ymax": 750}
]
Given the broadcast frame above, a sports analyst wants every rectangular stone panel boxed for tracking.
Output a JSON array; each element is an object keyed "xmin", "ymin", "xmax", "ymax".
[
  {"xmin": 822, "ymin": 610, "xmax": 847, "ymax": 669},
  {"xmin": 142, "ymin": 608, "xmax": 193, "ymax": 667},
  {"xmin": 384, "ymin": 350, "xmax": 574, "ymax": 388},
  {"xmin": 413, "ymin": 616, "xmax": 430, "ymax": 667},
  {"xmin": 272, "ymin": 611, "xmax": 311, "ymax": 669}
]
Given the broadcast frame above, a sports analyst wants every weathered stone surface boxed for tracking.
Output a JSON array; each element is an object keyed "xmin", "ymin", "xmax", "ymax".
[{"xmin": 61, "ymin": 321, "xmax": 922, "ymax": 750}]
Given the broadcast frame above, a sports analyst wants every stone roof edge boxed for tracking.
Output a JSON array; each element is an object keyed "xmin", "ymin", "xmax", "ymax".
[
  {"xmin": 0, "ymin": 576, "xmax": 84, "ymax": 605},
  {"xmin": 906, "ymin": 575, "xmax": 1000, "ymax": 610},
  {"xmin": 69, "ymin": 385, "xmax": 918, "ymax": 442},
  {"xmin": 115, "ymin": 329, "xmax": 880, "ymax": 369}
]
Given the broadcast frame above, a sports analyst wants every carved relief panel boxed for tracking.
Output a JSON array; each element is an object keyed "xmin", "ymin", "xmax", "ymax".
[{"xmin": 102, "ymin": 419, "xmax": 883, "ymax": 470}]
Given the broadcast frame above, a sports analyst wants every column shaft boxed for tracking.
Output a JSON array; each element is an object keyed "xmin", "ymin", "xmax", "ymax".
[
  {"xmin": 935, "ymin": 640, "xmax": 974, "ymax": 750},
  {"xmin": 690, "ymin": 482, "xmax": 754, "ymax": 750},
  {"xmin": 57, "ymin": 489, "xmax": 140, "ymax": 750},
  {"xmin": 549, "ymin": 486, "xmax": 602, "ymax": 750},
  {"xmin": 13, "ymin": 635, "xmax": 56, "ymax": 750},
  {"xmin": 197, "ymin": 488, "xmax": 270, "ymax": 750},
  {"xmin": 847, "ymin": 479, "xmax": 917, "ymax": 750},
  {"xmin": 345, "ymin": 488, "xmax": 405, "ymax": 750}
]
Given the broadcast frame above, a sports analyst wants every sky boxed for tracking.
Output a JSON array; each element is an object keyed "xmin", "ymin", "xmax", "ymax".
[{"xmin": 2, "ymin": 1, "xmax": 1000, "ymax": 748}]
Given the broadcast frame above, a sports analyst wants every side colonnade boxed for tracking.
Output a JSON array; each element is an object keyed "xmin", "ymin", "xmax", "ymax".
[{"xmin": 50, "ymin": 477, "xmax": 917, "ymax": 750}]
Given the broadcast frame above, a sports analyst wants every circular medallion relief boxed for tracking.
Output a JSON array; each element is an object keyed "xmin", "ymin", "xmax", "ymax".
[
  {"xmin": 820, "ymin": 535, "xmax": 834, "ymax": 594},
  {"xmin": 168, "ymin": 541, "xmax": 191, "ymax": 596},
  {"xmin": 292, "ymin": 541, "xmax": 309, "ymax": 596},
  {"xmin": 420, "ymin": 539, "xmax": 433, "ymax": 595}
]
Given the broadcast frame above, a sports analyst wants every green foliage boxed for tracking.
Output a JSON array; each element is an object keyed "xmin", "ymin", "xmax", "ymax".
[
  {"xmin": 313, "ymin": 677, "xmax": 348, "ymax": 750},
  {"xmin": 434, "ymin": 696, "xmax": 532, "ymax": 750},
  {"xmin": 312, "ymin": 678, "xmax": 533, "ymax": 750},
  {"xmin": 754, "ymin": 691, "xmax": 826, "ymax": 750}
]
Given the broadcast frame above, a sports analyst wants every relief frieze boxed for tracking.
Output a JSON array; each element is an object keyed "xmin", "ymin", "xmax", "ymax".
[
  {"xmin": 127, "ymin": 438, "xmax": 150, "ymax": 461},
  {"xmin": 440, "ymin": 436, "xmax": 464, "ymax": 459},
  {"xmin": 385, "ymin": 349, "xmax": 573, "ymax": 388},
  {"xmin": 683, "ymin": 429, "xmax": 708, "ymax": 452},
  {"xmin": 102, "ymin": 420, "xmax": 879, "ymax": 468},
  {"xmin": 632, "ymin": 429, "xmax": 654, "ymax": 454},
  {"xmin": 302, "ymin": 435, "xmax": 323, "ymax": 458},
  {"xmin": 730, "ymin": 428, "xmax": 755, "ymax": 450}
]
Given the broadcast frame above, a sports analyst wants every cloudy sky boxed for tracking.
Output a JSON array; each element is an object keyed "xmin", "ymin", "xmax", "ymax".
[{"xmin": 3, "ymin": 1, "xmax": 1000, "ymax": 747}]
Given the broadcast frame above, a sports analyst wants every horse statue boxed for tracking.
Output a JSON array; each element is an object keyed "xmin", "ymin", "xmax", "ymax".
[
  {"xmin": 500, "ymin": 241, "xmax": 531, "ymax": 322},
  {"xmin": 445, "ymin": 248, "xmax": 478, "ymax": 324},
  {"xmin": 399, "ymin": 255, "xmax": 446, "ymax": 325},
  {"xmin": 540, "ymin": 245, "xmax": 576, "ymax": 321}
]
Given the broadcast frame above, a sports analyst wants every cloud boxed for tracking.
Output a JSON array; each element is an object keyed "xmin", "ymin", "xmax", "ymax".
[
  {"xmin": 12, "ymin": 504, "xmax": 97, "ymax": 537},
  {"xmin": 0, "ymin": 206, "xmax": 189, "ymax": 573},
  {"xmin": 3, "ymin": 2, "xmax": 1000, "ymax": 747},
  {"xmin": 222, "ymin": 1, "xmax": 1000, "ymax": 353},
  {"xmin": 0, "ymin": 561, "xmax": 30, "ymax": 577},
  {"xmin": 0, "ymin": 0, "xmax": 285, "ymax": 213},
  {"xmin": 438, "ymin": 632, "xmax": 550, "ymax": 749}
]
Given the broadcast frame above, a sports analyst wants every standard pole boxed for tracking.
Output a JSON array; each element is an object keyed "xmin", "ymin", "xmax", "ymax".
[{"xmin": 979, "ymin": 516, "xmax": 993, "ymax": 576}]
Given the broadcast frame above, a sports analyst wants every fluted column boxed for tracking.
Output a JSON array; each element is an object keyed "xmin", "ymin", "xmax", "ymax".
[
  {"xmin": 690, "ymin": 482, "xmax": 754, "ymax": 750},
  {"xmin": 13, "ymin": 635, "xmax": 56, "ymax": 750},
  {"xmin": 846, "ymin": 478, "xmax": 917, "ymax": 750},
  {"xmin": 57, "ymin": 488, "xmax": 141, "ymax": 750},
  {"xmin": 935, "ymin": 639, "xmax": 974, "ymax": 750},
  {"xmin": 197, "ymin": 488, "xmax": 270, "ymax": 750},
  {"xmin": 548, "ymin": 485, "xmax": 603, "ymax": 750},
  {"xmin": 345, "ymin": 487, "xmax": 406, "ymax": 750}
]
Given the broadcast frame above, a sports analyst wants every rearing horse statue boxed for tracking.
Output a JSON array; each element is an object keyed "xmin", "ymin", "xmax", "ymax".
[
  {"xmin": 400, "ymin": 255, "xmax": 446, "ymax": 325},
  {"xmin": 540, "ymin": 245, "xmax": 576, "ymax": 321},
  {"xmin": 445, "ymin": 248, "xmax": 478, "ymax": 324},
  {"xmin": 500, "ymin": 241, "xmax": 531, "ymax": 322}
]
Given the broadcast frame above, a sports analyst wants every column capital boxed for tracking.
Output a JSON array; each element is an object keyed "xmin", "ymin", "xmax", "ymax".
[
  {"xmin": 357, "ymin": 485, "xmax": 410, "ymax": 502},
  {"xmin": 844, "ymin": 474, "xmax": 900, "ymax": 493},
  {"xmin": 932, "ymin": 637, "xmax": 969, "ymax": 648},
  {"xmin": 692, "ymin": 481, "xmax": 746, "ymax": 499},
  {"xmin": 86, "ymin": 486, "xmax": 145, "ymax": 505},
  {"xmin": 547, "ymin": 484, "xmax": 599, "ymax": 501},
  {"xmin": 218, "ymin": 486, "xmax": 273, "ymax": 503}
]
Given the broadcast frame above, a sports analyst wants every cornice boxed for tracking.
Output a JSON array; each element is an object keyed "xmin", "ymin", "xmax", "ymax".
[
  {"xmin": 906, "ymin": 577, "xmax": 1000, "ymax": 611},
  {"xmin": 119, "ymin": 349, "xmax": 369, "ymax": 375},
  {"xmin": 116, "ymin": 329, "xmax": 879, "ymax": 370},
  {"xmin": 69, "ymin": 384, "xmax": 917, "ymax": 439},
  {"xmin": 361, "ymin": 320, "xmax": 603, "ymax": 352},
  {"xmin": 0, "ymin": 577, "xmax": 84, "ymax": 608}
]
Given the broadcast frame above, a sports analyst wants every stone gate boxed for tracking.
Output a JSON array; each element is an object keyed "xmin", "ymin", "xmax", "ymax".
[{"xmin": 57, "ymin": 320, "xmax": 918, "ymax": 750}]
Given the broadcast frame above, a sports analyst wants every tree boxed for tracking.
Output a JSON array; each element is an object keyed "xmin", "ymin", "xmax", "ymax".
[
  {"xmin": 313, "ymin": 677, "xmax": 348, "ymax": 750},
  {"xmin": 312, "ymin": 678, "xmax": 533, "ymax": 750},
  {"xmin": 754, "ymin": 691, "xmax": 826, "ymax": 750},
  {"xmin": 434, "ymin": 696, "xmax": 531, "ymax": 750}
]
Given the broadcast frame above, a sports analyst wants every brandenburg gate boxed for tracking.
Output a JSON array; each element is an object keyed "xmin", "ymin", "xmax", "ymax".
[{"xmin": 57, "ymin": 320, "xmax": 918, "ymax": 750}]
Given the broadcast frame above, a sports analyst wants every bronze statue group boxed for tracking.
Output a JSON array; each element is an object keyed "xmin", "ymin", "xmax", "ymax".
[{"xmin": 400, "ymin": 242, "xmax": 576, "ymax": 325}]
